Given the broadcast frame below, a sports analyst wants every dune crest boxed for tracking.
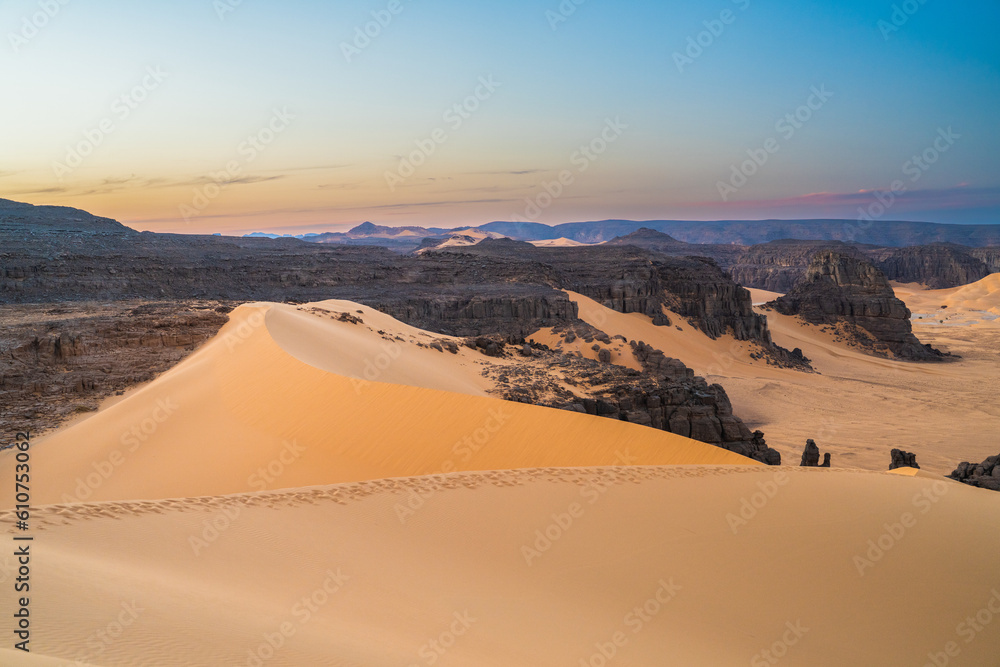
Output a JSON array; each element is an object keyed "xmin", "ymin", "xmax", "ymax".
[{"xmin": 3, "ymin": 301, "xmax": 757, "ymax": 507}]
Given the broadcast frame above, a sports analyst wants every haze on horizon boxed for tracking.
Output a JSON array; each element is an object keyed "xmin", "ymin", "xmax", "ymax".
[{"xmin": 2, "ymin": 0, "xmax": 999, "ymax": 235}]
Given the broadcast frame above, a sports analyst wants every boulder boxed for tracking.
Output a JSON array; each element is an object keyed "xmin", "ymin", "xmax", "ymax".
[{"xmin": 889, "ymin": 449, "xmax": 920, "ymax": 470}]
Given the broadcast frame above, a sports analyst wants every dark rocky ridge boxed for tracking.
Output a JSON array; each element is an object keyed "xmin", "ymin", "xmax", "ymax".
[
  {"xmin": 970, "ymin": 247, "xmax": 1000, "ymax": 273},
  {"xmin": 770, "ymin": 252, "xmax": 947, "ymax": 361},
  {"xmin": 728, "ymin": 241, "xmax": 871, "ymax": 293},
  {"xmin": 723, "ymin": 240, "xmax": 993, "ymax": 292},
  {"xmin": 870, "ymin": 244, "xmax": 990, "ymax": 289},
  {"xmin": 949, "ymin": 455, "xmax": 1000, "ymax": 492}
]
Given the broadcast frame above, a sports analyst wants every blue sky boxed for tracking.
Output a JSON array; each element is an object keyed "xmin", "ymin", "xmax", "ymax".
[{"xmin": 1, "ymin": 0, "xmax": 998, "ymax": 233}]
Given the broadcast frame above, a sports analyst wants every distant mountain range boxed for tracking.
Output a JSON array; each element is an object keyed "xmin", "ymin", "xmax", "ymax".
[{"xmin": 245, "ymin": 218, "xmax": 1000, "ymax": 249}]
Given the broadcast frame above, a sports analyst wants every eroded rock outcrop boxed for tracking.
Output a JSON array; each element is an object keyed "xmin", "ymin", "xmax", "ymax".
[
  {"xmin": 770, "ymin": 252, "xmax": 947, "ymax": 361},
  {"xmin": 889, "ymin": 449, "xmax": 920, "ymax": 470},
  {"xmin": 949, "ymin": 455, "xmax": 1000, "ymax": 492},
  {"xmin": 0, "ymin": 302, "xmax": 230, "ymax": 437},
  {"xmin": 487, "ymin": 334, "xmax": 781, "ymax": 465},
  {"xmin": 800, "ymin": 440, "xmax": 832, "ymax": 467}
]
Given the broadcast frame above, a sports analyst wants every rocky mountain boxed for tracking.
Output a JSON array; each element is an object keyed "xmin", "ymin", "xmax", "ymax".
[
  {"xmin": 769, "ymin": 252, "xmax": 947, "ymax": 361},
  {"xmin": 477, "ymin": 219, "xmax": 1000, "ymax": 247},
  {"xmin": 725, "ymin": 240, "xmax": 996, "ymax": 292},
  {"xmin": 604, "ymin": 228, "xmax": 747, "ymax": 268}
]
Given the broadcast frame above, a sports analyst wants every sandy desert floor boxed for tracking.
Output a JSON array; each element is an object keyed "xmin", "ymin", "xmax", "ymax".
[
  {"xmin": 2, "ymin": 465, "xmax": 999, "ymax": 665},
  {"xmin": 1, "ymin": 280, "xmax": 998, "ymax": 665}
]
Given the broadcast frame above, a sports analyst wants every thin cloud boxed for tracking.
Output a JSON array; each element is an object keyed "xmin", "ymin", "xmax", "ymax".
[
  {"xmin": 8, "ymin": 186, "xmax": 69, "ymax": 195},
  {"xmin": 471, "ymin": 169, "xmax": 547, "ymax": 176}
]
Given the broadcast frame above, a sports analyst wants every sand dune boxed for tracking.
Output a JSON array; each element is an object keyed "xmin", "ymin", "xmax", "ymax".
[
  {"xmin": 528, "ymin": 237, "xmax": 587, "ymax": 248},
  {"xmin": 564, "ymin": 289, "xmax": 1000, "ymax": 473},
  {"xmin": 895, "ymin": 274, "xmax": 1000, "ymax": 326},
  {"xmin": 2, "ymin": 301, "xmax": 755, "ymax": 507},
  {"xmin": 946, "ymin": 273, "xmax": 1000, "ymax": 313},
  {"xmin": 4, "ymin": 466, "xmax": 998, "ymax": 666}
]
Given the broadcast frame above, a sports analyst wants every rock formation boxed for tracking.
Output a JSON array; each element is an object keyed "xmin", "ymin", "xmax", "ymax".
[
  {"xmin": 970, "ymin": 247, "xmax": 1000, "ymax": 273},
  {"xmin": 770, "ymin": 252, "xmax": 947, "ymax": 361},
  {"xmin": 800, "ymin": 439, "xmax": 821, "ymax": 466},
  {"xmin": 871, "ymin": 244, "xmax": 990, "ymax": 289},
  {"xmin": 729, "ymin": 240, "xmax": 869, "ymax": 293},
  {"xmin": 949, "ymin": 455, "xmax": 1000, "ymax": 492},
  {"xmin": 889, "ymin": 449, "xmax": 920, "ymax": 470},
  {"xmin": 800, "ymin": 439, "xmax": 832, "ymax": 467}
]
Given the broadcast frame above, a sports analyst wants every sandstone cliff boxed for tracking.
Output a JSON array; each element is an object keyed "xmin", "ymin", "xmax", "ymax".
[
  {"xmin": 871, "ymin": 244, "xmax": 990, "ymax": 288},
  {"xmin": 769, "ymin": 252, "xmax": 947, "ymax": 361}
]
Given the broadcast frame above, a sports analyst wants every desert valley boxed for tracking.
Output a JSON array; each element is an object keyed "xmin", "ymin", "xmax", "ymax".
[{"xmin": 1, "ymin": 200, "xmax": 999, "ymax": 665}]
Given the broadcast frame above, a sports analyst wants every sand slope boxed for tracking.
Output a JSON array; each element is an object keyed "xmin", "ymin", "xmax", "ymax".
[
  {"xmin": 3, "ymin": 302, "xmax": 754, "ymax": 506},
  {"xmin": 945, "ymin": 274, "xmax": 1000, "ymax": 314},
  {"xmin": 3, "ymin": 467, "xmax": 998, "ymax": 666}
]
